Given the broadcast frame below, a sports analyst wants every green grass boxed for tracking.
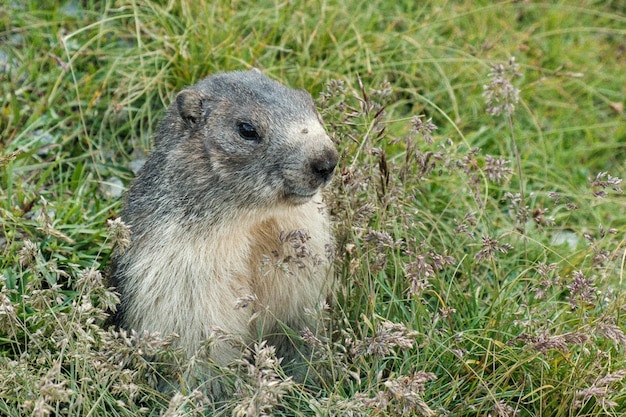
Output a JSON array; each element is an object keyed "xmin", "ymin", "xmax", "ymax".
[{"xmin": 1, "ymin": 0, "xmax": 625, "ymax": 415}]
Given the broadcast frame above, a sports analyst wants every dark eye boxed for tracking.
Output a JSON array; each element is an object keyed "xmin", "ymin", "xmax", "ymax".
[{"xmin": 237, "ymin": 122, "xmax": 261, "ymax": 141}]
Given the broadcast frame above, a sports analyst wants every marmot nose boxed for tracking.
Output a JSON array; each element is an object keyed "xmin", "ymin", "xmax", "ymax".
[{"xmin": 311, "ymin": 149, "xmax": 339, "ymax": 184}]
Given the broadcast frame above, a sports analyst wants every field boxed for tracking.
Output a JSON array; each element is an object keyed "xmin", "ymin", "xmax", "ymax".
[{"xmin": 1, "ymin": 1, "xmax": 625, "ymax": 416}]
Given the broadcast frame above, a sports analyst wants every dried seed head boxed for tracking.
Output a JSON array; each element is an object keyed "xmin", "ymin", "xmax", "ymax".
[
  {"xmin": 566, "ymin": 270, "xmax": 596, "ymax": 309},
  {"xmin": 484, "ymin": 155, "xmax": 513, "ymax": 184},
  {"xmin": 18, "ymin": 239, "xmax": 40, "ymax": 268},
  {"xmin": 360, "ymin": 319, "xmax": 418, "ymax": 357},
  {"xmin": 474, "ymin": 236, "xmax": 513, "ymax": 263},
  {"xmin": 574, "ymin": 370, "xmax": 626, "ymax": 410},
  {"xmin": 233, "ymin": 341, "xmax": 295, "ymax": 417},
  {"xmin": 483, "ymin": 57, "xmax": 521, "ymax": 117},
  {"xmin": 589, "ymin": 171, "xmax": 623, "ymax": 197},
  {"xmin": 77, "ymin": 268, "xmax": 104, "ymax": 292},
  {"xmin": 411, "ymin": 115, "xmax": 438, "ymax": 144},
  {"xmin": 107, "ymin": 217, "xmax": 131, "ymax": 253}
]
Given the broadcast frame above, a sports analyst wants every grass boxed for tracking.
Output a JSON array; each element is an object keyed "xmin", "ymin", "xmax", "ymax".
[{"xmin": 1, "ymin": 0, "xmax": 625, "ymax": 415}]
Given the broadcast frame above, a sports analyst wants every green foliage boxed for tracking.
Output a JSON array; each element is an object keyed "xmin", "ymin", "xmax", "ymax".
[{"xmin": 1, "ymin": 0, "xmax": 625, "ymax": 415}]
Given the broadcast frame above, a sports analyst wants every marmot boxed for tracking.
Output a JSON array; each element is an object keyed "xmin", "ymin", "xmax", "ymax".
[{"xmin": 109, "ymin": 69, "xmax": 338, "ymax": 382}]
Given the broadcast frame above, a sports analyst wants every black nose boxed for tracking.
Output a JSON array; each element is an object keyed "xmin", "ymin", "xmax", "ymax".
[{"xmin": 311, "ymin": 148, "xmax": 339, "ymax": 184}]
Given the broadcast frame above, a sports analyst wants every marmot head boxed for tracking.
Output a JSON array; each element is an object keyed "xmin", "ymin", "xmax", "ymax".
[{"xmin": 165, "ymin": 69, "xmax": 338, "ymax": 210}]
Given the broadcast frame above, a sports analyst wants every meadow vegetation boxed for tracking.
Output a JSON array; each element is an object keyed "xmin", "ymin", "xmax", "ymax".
[{"xmin": 1, "ymin": 1, "xmax": 625, "ymax": 415}]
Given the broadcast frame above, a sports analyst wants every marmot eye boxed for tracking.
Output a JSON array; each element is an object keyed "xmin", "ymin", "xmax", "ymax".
[{"xmin": 237, "ymin": 122, "xmax": 261, "ymax": 141}]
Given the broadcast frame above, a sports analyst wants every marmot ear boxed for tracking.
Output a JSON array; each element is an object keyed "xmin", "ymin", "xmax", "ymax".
[{"xmin": 176, "ymin": 90, "xmax": 211, "ymax": 127}]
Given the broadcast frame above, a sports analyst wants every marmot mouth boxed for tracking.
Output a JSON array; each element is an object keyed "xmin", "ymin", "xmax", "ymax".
[{"xmin": 283, "ymin": 189, "xmax": 318, "ymax": 204}]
